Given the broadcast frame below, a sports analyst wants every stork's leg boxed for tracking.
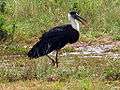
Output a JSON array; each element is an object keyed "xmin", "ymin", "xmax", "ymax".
[
  {"xmin": 55, "ymin": 50, "xmax": 59, "ymax": 68},
  {"xmin": 46, "ymin": 55, "xmax": 55, "ymax": 66}
]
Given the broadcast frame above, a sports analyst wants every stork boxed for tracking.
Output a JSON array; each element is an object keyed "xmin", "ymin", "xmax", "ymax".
[{"xmin": 28, "ymin": 11, "xmax": 87, "ymax": 67}]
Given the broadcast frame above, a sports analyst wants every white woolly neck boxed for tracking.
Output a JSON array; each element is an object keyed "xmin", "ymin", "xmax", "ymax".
[{"xmin": 68, "ymin": 13, "xmax": 80, "ymax": 31}]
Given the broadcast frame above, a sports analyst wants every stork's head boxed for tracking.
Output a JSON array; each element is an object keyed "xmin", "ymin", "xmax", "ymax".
[{"xmin": 68, "ymin": 11, "xmax": 87, "ymax": 27}]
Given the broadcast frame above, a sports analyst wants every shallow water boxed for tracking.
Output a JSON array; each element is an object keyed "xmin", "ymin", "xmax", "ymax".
[
  {"xmin": 0, "ymin": 44, "xmax": 120, "ymax": 68},
  {"xmin": 62, "ymin": 52, "xmax": 120, "ymax": 59},
  {"xmin": 52, "ymin": 44, "xmax": 120, "ymax": 59}
]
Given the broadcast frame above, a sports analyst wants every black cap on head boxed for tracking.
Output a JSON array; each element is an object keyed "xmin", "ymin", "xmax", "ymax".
[
  {"xmin": 69, "ymin": 11, "xmax": 80, "ymax": 20},
  {"xmin": 69, "ymin": 11, "xmax": 79, "ymax": 15},
  {"xmin": 69, "ymin": 11, "xmax": 87, "ymax": 26}
]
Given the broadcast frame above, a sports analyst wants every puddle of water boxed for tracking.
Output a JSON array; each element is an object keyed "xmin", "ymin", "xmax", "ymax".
[
  {"xmin": 51, "ymin": 44, "xmax": 120, "ymax": 59},
  {"xmin": 0, "ymin": 43, "xmax": 120, "ymax": 71},
  {"xmin": 62, "ymin": 52, "xmax": 120, "ymax": 59},
  {"xmin": 75, "ymin": 45, "xmax": 113, "ymax": 54}
]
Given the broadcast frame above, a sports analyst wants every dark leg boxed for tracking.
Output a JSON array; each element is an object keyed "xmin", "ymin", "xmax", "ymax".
[
  {"xmin": 55, "ymin": 50, "xmax": 59, "ymax": 68},
  {"xmin": 46, "ymin": 55, "xmax": 55, "ymax": 66}
]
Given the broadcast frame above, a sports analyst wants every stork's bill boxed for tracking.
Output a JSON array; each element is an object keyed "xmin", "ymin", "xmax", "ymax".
[{"xmin": 69, "ymin": 11, "xmax": 87, "ymax": 26}]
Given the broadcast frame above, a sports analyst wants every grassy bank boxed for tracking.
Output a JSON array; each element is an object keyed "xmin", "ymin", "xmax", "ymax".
[
  {"xmin": 0, "ymin": 0, "xmax": 120, "ymax": 45},
  {"xmin": 0, "ymin": 0, "xmax": 120, "ymax": 90},
  {"xmin": 0, "ymin": 55, "xmax": 120, "ymax": 89}
]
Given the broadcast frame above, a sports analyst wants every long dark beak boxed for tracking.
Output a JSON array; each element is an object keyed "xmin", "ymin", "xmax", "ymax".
[{"xmin": 76, "ymin": 15, "xmax": 87, "ymax": 26}]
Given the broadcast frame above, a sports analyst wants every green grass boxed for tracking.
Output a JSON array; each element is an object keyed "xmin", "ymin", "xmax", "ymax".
[
  {"xmin": 0, "ymin": 55, "xmax": 120, "ymax": 89},
  {"xmin": 0, "ymin": 0, "xmax": 120, "ymax": 90},
  {"xmin": 0, "ymin": 0, "xmax": 119, "ymax": 45}
]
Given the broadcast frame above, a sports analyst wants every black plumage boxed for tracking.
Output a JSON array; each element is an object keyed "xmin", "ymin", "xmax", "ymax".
[
  {"xmin": 28, "ymin": 11, "xmax": 87, "ymax": 67},
  {"xmin": 28, "ymin": 24, "xmax": 79, "ymax": 58}
]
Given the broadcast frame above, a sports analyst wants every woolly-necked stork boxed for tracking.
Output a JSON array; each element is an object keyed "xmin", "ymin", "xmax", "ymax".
[{"xmin": 28, "ymin": 11, "xmax": 87, "ymax": 67}]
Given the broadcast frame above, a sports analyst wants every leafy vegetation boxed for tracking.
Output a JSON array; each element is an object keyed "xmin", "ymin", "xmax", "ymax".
[
  {"xmin": 0, "ymin": 0, "xmax": 120, "ymax": 90},
  {"xmin": 0, "ymin": 0, "xmax": 120, "ymax": 45},
  {"xmin": 0, "ymin": 55, "xmax": 120, "ymax": 89}
]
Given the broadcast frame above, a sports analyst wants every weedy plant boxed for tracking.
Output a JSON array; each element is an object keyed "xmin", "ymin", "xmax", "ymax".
[{"xmin": 0, "ymin": 0, "xmax": 120, "ymax": 90}]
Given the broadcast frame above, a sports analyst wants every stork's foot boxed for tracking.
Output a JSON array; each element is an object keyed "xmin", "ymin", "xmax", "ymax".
[
  {"xmin": 50, "ymin": 60, "xmax": 59, "ymax": 67},
  {"xmin": 51, "ymin": 60, "xmax": 60, "ymax": 67},
  {"xmin": 50, "ymin": 60, "xmax": 60, "ymax": 68},
  {"xmin": 46, "ymin": 55, "xmax": 56, "ymax": 66},
  {"xmin": 51, "ymin": 60, "xmax": 55, "ymax": 66},
  {"xmin": 46, "ymin": 53, "xmax": 60, "ymax": 68},
  {"xmin": 55, "ymin": 61, "xmax": 60, "ymax": 68}
]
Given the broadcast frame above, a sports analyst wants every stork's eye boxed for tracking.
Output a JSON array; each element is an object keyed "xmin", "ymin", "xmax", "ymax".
[
  {"xmin": 70, "ymin": 11, "xmax": 76, "ymax": 15},
  {"xmin": 76, "ymin": 13, "xmax": 79, "ymax": 15}
]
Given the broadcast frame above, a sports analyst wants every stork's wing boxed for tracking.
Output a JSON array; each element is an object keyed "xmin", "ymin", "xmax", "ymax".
[
  {"xmin": 28, "ymin": 26, "xmax": 70, "ymax": 58},
  {"xmin": 42, "ymin": 26, "xmax": 69, "ymax": 39},
  {"xmin": 42, "ymin": 26, "xmax": 70, "ymax": 50},
  {"xmin": 28, "ymin": 24, "xmax": 79, "ymax": 58},
  {"xmin": 41, "ymin": 24, "xmax": 79, "ymax": 44}
]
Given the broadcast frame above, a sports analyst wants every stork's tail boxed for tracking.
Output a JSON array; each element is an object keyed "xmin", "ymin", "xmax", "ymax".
[{"xmin": 27, "ymin": 39, "xmax": 51, "ymax": 59}]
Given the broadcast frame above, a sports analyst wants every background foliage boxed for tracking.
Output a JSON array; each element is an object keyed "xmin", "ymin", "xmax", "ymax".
[{"xmin": 0, "ymin": 0, "xmax": 120, "ymax": 90}]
